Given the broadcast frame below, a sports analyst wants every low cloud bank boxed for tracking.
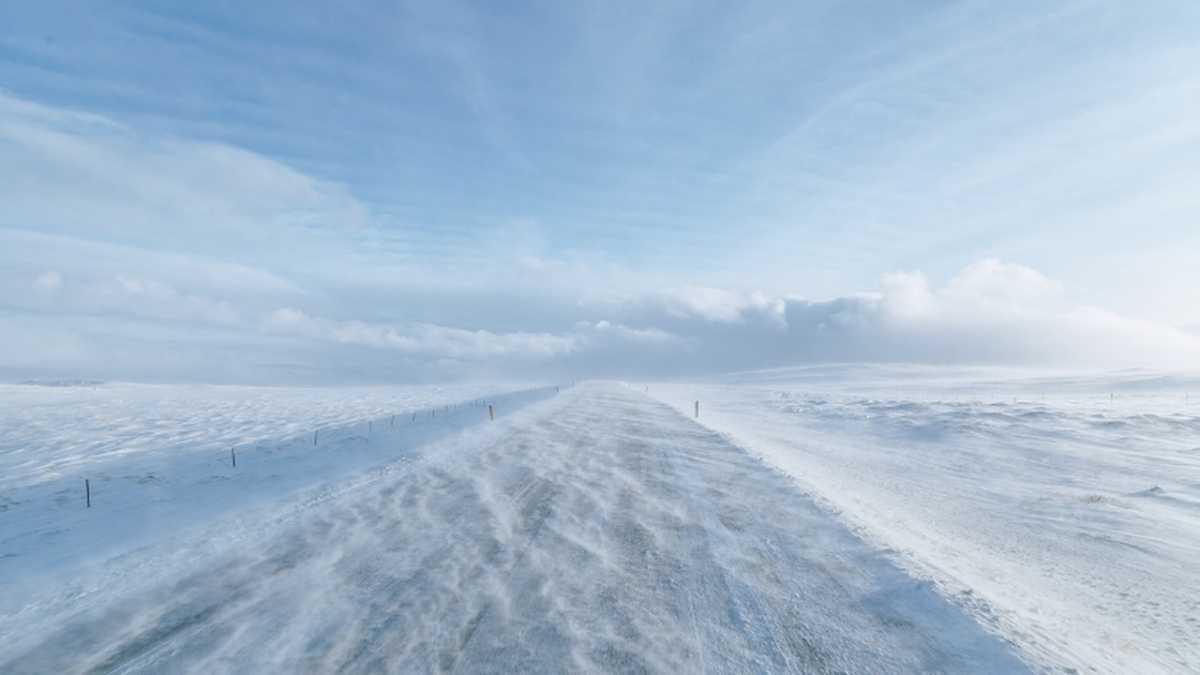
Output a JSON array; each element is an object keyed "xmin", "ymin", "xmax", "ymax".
[
  {"xmin": 772, "ymin": 261, "xmax": 1200, "ymax": 370},
  {"xmin": 5, "ymin": 258, "xmax": 1198, "ymax": 384}
]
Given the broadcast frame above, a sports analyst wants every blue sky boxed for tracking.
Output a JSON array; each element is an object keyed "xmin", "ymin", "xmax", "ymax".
[{"xmin": 2, "ymin": 1, "xmax": 1199, "ymax": 382}]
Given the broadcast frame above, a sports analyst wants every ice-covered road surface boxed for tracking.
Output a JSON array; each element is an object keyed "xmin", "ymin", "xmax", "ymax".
[{"xmin": 2, "ymin": 383, "xmax": 1029, "ymax": 674}]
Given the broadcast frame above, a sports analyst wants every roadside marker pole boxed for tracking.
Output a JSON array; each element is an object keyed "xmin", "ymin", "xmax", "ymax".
[
  {"xmin": 231, "ymin": 447, "xmax": 237, "ymax": 468},
  {"xmin": 85, "ymin": 479, "xmax": 91, "ymax": 508},
  {"xmin": 695, "ymin": 400, "xmax": 700, "ymax": 418},
  {"xmin": 489, "ymin": 404, "xmax": 495, "ymax": 421},
  {"xmin": 314, "ymin": 430, "xmax": 319, "ymax": 447}
]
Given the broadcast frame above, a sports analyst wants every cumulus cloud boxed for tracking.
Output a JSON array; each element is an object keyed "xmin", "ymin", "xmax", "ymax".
[
  {"xmin": 775, "ymin": 260, "xmax": 1200, "ymax": 369},
  {"xmin": 661, "ymin": 286, "xmax": 787, "ymax": 325},
  {"xmin": 261, "ymin": 259, "xmax": 1200, "ymax": 378},
  {"xmin": 943, "ymin": 259, "xmax": 1064, "ymax": 307}
]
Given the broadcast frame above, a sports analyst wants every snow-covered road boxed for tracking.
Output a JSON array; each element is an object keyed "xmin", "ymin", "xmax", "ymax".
[{"xmin": 2, "ymin": 383, "xmax": 1028, "ymax": 674}]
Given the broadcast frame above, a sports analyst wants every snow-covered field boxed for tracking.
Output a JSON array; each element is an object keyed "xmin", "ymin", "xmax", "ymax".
[
  {"xmin": 0, "ymin": 381, "xmax": 553, "ymax": 603},
  {"xmin": 0, "ymin": 381, "xmax": 530, "ymax": 492},
  {"xmin": 1, "ymin": 382, "xmax": 1028, "ymax": 674},
  {"xmin": 3, "ymin": 369, "xmax": 1195, "ymax": 673},
  {"xmin": 648, "ymin": 365, "xmax": 1200, "ymax": 674}
]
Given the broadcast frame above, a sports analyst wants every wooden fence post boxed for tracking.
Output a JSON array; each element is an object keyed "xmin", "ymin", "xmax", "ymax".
[
  {"xmin": 489, "ymin": 404, "xmax": 495, "ymax": 421},
  {"xmin": 694, "ymin": 400, "xmax": 699, "ymax": 418}
]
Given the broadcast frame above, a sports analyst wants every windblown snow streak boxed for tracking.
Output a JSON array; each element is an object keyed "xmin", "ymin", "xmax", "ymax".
[
  {"xmin": 1, "ymin": 383, "xmax": 1027, "ymax": 674},
  {"xmin": 0, "ymin": 383, "xmax": 554, "ymax": 609},
  {"xmin": 0, "ymin": 381, "xmax": 526, "ymax": 491}
]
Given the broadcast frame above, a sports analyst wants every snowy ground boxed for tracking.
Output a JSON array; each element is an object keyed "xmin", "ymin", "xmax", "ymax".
[
  {"xmin": 0, "ymin": 381, "xmax": 532, "ymax": 492},
  {"xmin": 647, "ymin": 365, "xmax": 1200, "ymax": 674},
  {"xmin": 0, "ymin": 381, "xmax": 552, "ymax": 602},
  {"xmin": 0, "ymin": 382, "xmax": 1029, "ymax": 673}
]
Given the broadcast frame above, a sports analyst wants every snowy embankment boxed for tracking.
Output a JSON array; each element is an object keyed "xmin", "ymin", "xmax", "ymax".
[
  {"xmin": 648, "ymin": 365, "xmax": 1200, "ymax": 674},
  {"xmin": 0, "ymin": 381, "xmax": 555, "ymax": 609}
]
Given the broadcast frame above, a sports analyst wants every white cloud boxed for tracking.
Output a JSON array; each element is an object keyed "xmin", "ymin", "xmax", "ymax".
[
  {"xmin": 263, "ymin": 307, "xmax": 315, "ymax": 334},
  {"xmin": 777, "ymin": 261, "xmax": 1200, "ymax": 370},
  {"xmin": 576, "ymin": 320, "xmax": 682, "ymax": 346},
  {"xmin": 257, "ymin": 308, "xmax": 692, "ymax": 371},
  {"xmin": 655, "ymin": 286, "xmax": 787, "ymax": 326},
  {"xmin": 2, "ymin": 93, "xmax": 1196, "ymax": 382},
  {"xmin": 6, "ymin": 257, "xmax": 1199, "ymax": 383},
  {"xmin": 877, "ymin": 272, "xmax": 936, "ymax": 321},
  {"xmin": 663, "ymin": 286, "xmax": 749, "ymax": 322},
  {"xmin": 875, "ymin": 260, "xmax": 1063, "ymax": 324},
  {"xmin": 0, "ymin": 229, "xmax": 301, "ymax": 299},
  {"xmin": 942, "ymin": 259, "xmax": 1063, "ymax": 308},
  {"xmin": 0, "ymin": 91, "xmax": 370, "ymax": 258},
  {"xmin": 263, "ymin": 308, "xmax": 578, "ymax": 361},
  {"xmin": 255, "ymin": 258, "xmax": 1200, "ymax": 377},
  {"xmin": 32, "ymin": 270, "xmax": 62, "ymax": 293}
]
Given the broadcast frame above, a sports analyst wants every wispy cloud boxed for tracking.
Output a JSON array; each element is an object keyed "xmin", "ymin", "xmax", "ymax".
[
  {"xmin": 0, "ymin": 3, "xmax": 1197, "ymax": 382},
  {"xmin": 0, "ymin": 92, "xmax": 370, "ymax": 255}
]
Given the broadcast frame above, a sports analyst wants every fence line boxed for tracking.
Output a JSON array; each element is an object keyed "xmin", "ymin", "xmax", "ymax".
[{"xmin": 73, "ymin": 385, "xmax": 566, "ymax": 509}]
